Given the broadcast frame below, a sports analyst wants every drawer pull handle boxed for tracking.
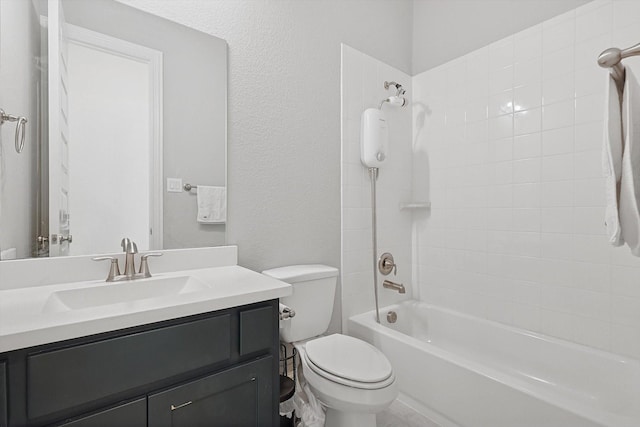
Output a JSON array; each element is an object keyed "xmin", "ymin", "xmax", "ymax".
[{"xmin": 171, "ymin": 401, "xmax": 193, "ymax": 411}]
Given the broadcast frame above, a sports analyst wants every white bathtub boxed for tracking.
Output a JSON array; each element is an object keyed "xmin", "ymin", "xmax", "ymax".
[{"xmin": 349, "ymin": 300, "xmax": 640, "ymax": 427}]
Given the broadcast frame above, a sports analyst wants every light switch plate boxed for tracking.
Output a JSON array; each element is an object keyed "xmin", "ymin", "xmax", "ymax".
[{"xmin": 167, "ymin": 178, "xmax": 183, "ymax": 193}]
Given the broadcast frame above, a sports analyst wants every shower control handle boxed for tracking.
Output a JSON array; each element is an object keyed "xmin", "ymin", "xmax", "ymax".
[{"xmin": 378, "ymin": 252, "xmax": 397, "ymax": 276}]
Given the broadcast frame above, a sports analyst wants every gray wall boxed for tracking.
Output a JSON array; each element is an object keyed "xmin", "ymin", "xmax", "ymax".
[
  {"xmin": 117, "ymin": 0, "xmax": 413, "ymax": 333},
  {"xmin": 63, "ymin": 0, "xmax": 227, "ymax": 250},
  {"xmin": 118, "ymin": 0, "xmax": 414, "ymax": 274},
  {"xmin": 412, "ymin": 0, "xmax": 592, "ymax": 74}
]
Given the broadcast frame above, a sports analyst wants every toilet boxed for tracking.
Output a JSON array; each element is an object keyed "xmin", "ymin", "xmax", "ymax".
[{"xmin": 262, "ymin": 265, "xmax": 397, "ymax": 427}]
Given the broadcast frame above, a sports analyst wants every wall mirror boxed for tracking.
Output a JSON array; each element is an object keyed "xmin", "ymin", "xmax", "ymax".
[{"xmin": 0, "ymin": 0, "xmax": 227, "ymax": 260}]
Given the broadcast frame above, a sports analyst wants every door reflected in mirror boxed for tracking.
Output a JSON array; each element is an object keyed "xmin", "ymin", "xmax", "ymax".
[{"xmin": 0, "ymin": 0, "xmax": 227, "ymax": 260}]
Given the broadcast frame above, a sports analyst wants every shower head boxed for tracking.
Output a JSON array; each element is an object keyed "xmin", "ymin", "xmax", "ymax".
[
  {"xmin": 384, "ymin": 81, "xmax": 406, "ymax": 97},
  {"xmin": 380, "ymin": 81, "xmax": 407, "ymax": 109}
]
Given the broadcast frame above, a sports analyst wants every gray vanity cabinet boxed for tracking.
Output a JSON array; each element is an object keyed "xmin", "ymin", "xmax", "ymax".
[{"xmin": 1, "ymin": 300, "xmax": 279, "ymax": 427}]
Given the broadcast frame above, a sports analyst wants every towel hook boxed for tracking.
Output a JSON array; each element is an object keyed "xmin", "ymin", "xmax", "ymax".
[{"xmin": 0, "ymin": 109, "xmax": 28, "ymax": 153}]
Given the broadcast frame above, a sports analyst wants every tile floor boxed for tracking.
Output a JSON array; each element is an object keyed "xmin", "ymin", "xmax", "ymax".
[{"xmin": 377, "ymin": 399, "xmax": 441, "ymax": 427}]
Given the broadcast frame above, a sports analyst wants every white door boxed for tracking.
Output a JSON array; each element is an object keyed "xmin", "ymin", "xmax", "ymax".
[
  {"xmin": 64, "ymin": 24, "xmax": 163, "ymax": 254},
  {"xmin": 47, "ymin": 0, "xmax": 71, "ymax": 256}
]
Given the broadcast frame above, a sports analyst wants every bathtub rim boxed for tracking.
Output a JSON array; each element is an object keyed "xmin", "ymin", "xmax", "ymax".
[{"xmin": 349, "ymin": 300, "xmax": 640, "ymax": 427}]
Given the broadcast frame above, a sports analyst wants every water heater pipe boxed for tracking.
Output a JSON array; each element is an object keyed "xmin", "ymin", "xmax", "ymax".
[{"xmin": 369, "ymin": 167, "xmax": 381, "ymax": 324}]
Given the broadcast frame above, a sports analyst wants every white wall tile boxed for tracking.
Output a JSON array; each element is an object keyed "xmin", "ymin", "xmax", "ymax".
[
  {"xmin": 489, "ymin": 115, "xmax": 513, "ymax": 140},
  {"xmin": 574, "ymin": 121, "xmax": 603, "ymax": 152},
  {"xmin": 541, "ymin": 233, "xmax": 573, "ymax": 260},
  {"xmin": 575, "ymin": 2, "xmax": 612, "ymax": 42},
  {"xmin": 542, "ymin": 99, "xmax": 575, "ymax": 130},
  {"xmin": 542, "ymin": 127, "xmax": 574, "ymax": 156},
  {"xmin": 541, "ymin": 181, "xmax": 573, "ymax": 207},
  {"xmin": 489, "ymin": 90, "xmax": 513, "ymax": 117},
  {"xmin": 543, "ymin": 15, "xmax": 575, "ymax": 54},
  {"xmin": 574, "ymin": 149, "xmax": 601, "ymax": 179},
  {"xmin": 542, "ymin": 46, "xmax": 574, "ymax": 81},
  {"xmin": 613, "ymin": 0, "xmax": 640, "ymax": 29},
  {"xmin": 514, "ymin": 25, "xmax": 542, "ymax": 64},
  {"xmin": 410, "ymin": 0, "xmax": 640, "ymax": 358},
  {"xmin": 542, "ymin": 73, "xmax": 574, "ymax": 105},
  {"xmin": 489, "ymin": 38, "xmax": 514, "ymax": 71},
  {"xmin": 513, "ymin": 133, "xmax": 541, "ymax": 160},
  {"xmin": 514, "ymin": 83, "xmax": 542, "ymax": 111},
  {"xmin": 575, "ymin": 94, "xmax": 604, "ymax": 124},
  {"xmin": 490, "ymin": 66, "xmax": 514, "ymax": 94},
  {"xmin": 541, "ymin": 207, "xmax": 573, "ymax": 233},
  {"xmin": 514, "ymin": 57, "xmax": 542, "ymax": 88},
  {"xmin": 542, "ymin": 154, "xmax": 574, "ymax": 181},
  {"xmin": 489, "ymin": 137, "xmax": 513, "ymax": 162}
]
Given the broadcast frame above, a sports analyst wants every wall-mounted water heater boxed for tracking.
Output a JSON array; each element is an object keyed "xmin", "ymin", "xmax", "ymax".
[{"xmin": 360, "ymin": 108, "xmax": 388, "ymax": 168}]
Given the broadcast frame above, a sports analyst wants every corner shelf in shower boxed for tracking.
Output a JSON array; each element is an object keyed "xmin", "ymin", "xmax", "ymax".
[{"xmin": 399, "ymin": 201, "xmax": 431, "ymax": 210}]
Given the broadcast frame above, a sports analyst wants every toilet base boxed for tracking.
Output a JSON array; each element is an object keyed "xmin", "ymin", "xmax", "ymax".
[{"xmin": 325, "ymin": 408, "xmax": 376, "ymax": 427}]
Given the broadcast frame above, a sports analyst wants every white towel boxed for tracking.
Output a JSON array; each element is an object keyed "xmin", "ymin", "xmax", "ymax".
[
  {"xmin": 619, "ymin": 69, "xmax": 640, "ymax": 255},
  {"xmin": 603, "ymin": 73, "xmax": 624, "ymax": 246},
  {"xmin": 197, "ymin": 186, "xmax": 226, "ymax": 224}
]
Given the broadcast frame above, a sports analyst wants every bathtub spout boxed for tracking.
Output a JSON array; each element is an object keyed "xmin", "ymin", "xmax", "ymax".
[{"xmin": 383, "ymin": 280, "xmax": 405, "ymax": 294}]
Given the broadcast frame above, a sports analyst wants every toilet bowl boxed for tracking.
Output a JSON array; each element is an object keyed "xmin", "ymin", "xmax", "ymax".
[
  {"xmin": 296, "ymin": 334, "xmax": 397, "ymax": 426},
  {"xmin": 262, "ymin": 265, "xmax": 397, "ymax": 426}
]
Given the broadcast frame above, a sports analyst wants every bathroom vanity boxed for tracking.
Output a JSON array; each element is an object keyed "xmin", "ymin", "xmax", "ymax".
[{"xmin": 0, "ymin": 246, "xmax": 291, "ymax": 427}]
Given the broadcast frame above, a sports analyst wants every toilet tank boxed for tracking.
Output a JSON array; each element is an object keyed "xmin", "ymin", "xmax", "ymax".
[{"xmin": 262, "ymin": 265, "xmax": 339, "ymax": 343}]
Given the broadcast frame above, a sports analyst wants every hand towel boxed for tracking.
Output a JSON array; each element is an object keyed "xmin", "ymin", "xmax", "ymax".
[
  {"xmin": 619, "ymin": 69, "xmax": 640, "ymax": 255},
  {"xmin": 603, "ymin": 73, "xmax": 624, "ymax": 246},
  {"xmin": 197, "ymin": 185, "xmax": 226, "ymax": 224}
]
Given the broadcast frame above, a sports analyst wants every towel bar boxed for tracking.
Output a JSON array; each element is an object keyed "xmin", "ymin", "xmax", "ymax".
[{"xmin": 598, "ymin": 42, "xmax": 640, "ymax": 89}]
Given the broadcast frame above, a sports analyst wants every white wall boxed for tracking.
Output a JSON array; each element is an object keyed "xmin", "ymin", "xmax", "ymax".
[
  {"xmin": 0, "ymin": 0, "xmax": 41, "ymax": 259},
  {"xmin": 413, "ymin": 0, "xmax": 640, "ymax": 359},
  {"xmin": 412, "ymin": 0, "xmax": 591, "ymax": 74},
  {"xmin": 341, "ymin": 45, "xmax": 414, "ymax": 329},
  {"xmin": 67, "ymin": 43, "xmax": 150, "ymax": 255}
]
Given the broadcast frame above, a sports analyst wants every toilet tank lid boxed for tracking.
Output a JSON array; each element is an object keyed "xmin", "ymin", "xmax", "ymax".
[{"xmin": 262, "ymin": 264, "xmax": 338, "ymax": 283}]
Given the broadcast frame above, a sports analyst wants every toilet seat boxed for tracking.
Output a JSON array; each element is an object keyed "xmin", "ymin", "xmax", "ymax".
[{"xmin": 303, "ymin": 334, "xmax": 395, "ymax": 390}]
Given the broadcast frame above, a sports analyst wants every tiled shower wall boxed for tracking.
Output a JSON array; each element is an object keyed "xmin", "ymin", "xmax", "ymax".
[
  {"xmin": 340, "ymin": 45, "xmax": 413, "ymax": 330},
  {"xmin": 413, "ymin": 0, "xmax": 640, "ymax": 358}
]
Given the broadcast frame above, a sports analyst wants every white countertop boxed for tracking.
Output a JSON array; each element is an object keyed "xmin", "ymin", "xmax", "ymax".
[{"xmin": 0, "ymin": 265, "xmax": 291, "ymax": 353}]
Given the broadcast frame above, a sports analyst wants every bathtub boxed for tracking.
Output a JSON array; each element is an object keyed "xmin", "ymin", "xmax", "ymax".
[{"xmin": 349, "ymin": 300, "xmax": 640, "ymax": 427}]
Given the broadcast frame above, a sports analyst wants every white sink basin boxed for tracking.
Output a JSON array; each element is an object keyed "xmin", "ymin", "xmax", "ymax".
[{"xmin": 42, "ymin": 275, "xmax": 210, "ymax": 313}]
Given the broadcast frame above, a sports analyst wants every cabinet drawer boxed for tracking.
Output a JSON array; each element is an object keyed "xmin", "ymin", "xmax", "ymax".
[
  {"xmin": 0, "ymin": 361, "xmax": 6, "ymax": 427},
  {"xmin": 28, "ymin": 314, "xmax": 231, "ymax": 419},
  {"xmin": 148, "ymin": 356, "xmax": 273, "ymax": 427},
  {"xmin": 56, "ymin": 398, "xmax": 146, "ymax": 427},
  {"xmin": 239, "ymin": 306, "xmax": 274, "ymax": 356}
]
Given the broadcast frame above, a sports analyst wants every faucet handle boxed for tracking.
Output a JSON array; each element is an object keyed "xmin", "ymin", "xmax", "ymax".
[
  {"xmin": 139, "ymin": 252, "xmax": 163, "ymax": 278},
  {"xmin": 378, "ymin": 252, "xmax": 397, "ymax": 276},
  {"xmin": 92, "ymin": 256, "xmax": 121, "ymax": 282}
]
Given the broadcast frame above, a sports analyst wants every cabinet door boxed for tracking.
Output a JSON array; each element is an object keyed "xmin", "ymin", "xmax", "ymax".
[
  {"xmin": 148, "ymin": 356, "xmax": 274, "ymax": 427},
  {"xmin": 0, "ymin": 361, "xmax": 6, "ymax": 427},
  {"xmin": 57, "ymin": 398, "xmax": 145, "ymax": 427}
]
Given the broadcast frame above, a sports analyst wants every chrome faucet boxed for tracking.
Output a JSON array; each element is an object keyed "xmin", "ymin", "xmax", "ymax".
[
  {"xmin": 383, "ymin": 279, "xmax": 405, "ymax": 294},
  {"xmin": 93, "ymin": 238, "xmax": 163, "ymax": 282},
  {"xmin": 121, "ymin": 238, "xmax": 138, "ymax": 279}
]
